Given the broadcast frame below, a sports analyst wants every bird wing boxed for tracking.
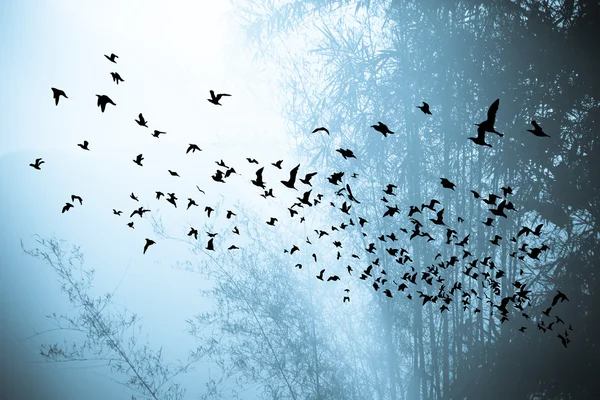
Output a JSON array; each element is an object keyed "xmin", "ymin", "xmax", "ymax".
[
  {"xmin": 487, "ymin": 99, "xmax": 500, "ymax": 123},
  {"xmin": 209, "ymin": 90, "xmax": 216, "ymax": 100}
]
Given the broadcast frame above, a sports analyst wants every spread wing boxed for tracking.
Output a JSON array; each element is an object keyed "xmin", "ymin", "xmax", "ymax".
[{"xmin": 487, "ymin": 99, "xmax": 500, "ymax": 124}]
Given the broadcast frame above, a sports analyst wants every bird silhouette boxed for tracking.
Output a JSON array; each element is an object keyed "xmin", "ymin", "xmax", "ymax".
[
  {"xmin": 130, "ymin": 207, "xmax": 150, "ymax": 218},
  {"xmin": 110, "ymin": 72, "xmax": 125, "ymax": 84},
  {"xmin": 383, "ymin": 184, "xmax": 397, "ymax": 196},
  {"xmin": 133, "ymin": 154, "xmax": 144, "ymax": 166},
  {"xmin": 266, "ymin": 217, "xmax": 278, "ymax": 226},
  {"xmin": 468, "ymin": 125, "xmax": 492, "ymax": 147},
  {"xmin": 299, "ymin": 172, "xmax": 317, "ymax": 186},
  {"xmin": 135, "ymin": 113, "xmax": 148, "ymax": 127},
  {"xmin": 417, "ymin": 101, "xmax": 432, "ymax": 114},
  {"xmin": 251, "ymin": 167, "xmax": 266, "ymax": 188},
  {"xmin": 207, "ymin": 90, "xmax": 231, "ymax": 105},
  {"xmin": 113, "ymin": 209, "xmax": 122, "ymax": 216},
  {"xmin": 312, "ymin": 127, "xmax": 330, "ymax": 135},
  {"xmin": 205, "ymin": 206, "xmax": 214, "ymax": 217},
  {"xmin": 271, "ymin": 160, "xmax": 283, "ymax": 169},
  {"xmin": 281, "ymin": 164, "xmax": 299, "ymax": 189},
  {"xmin": 61, "ymin": 203, "xmax": 74, "ymax": 213},
  {"xmin": 166, "ymin": 193, "xmax": 177, "ymax": 208},
  {"xmin": 77, "ymin": 140, "xmax": 90, "ymax": 151},
  {"xmin": 71, "ymin": 195, "xmax": 83, "ymax": 205},
  {"xmin": 246, "ymin": 158, "xmax": 259, "ymax": 164},
  {"xmin": 527, "ymin": 120, "xmax": 551, "ymax": 137},
  {"xmin": 96, "ymin": 95, "xmax": 116, "ymax": 112},
  {"xmin": 104, "ymin": 53, "xmax": 118, "ymax": 63},
  {"xmin": 475, "ymin": 99, "xmax": 503, "ymax": 136},
  {"xmin": 168, "ymin": 170, "xmax": 180, "ymax": 177},
  {"xmin": 188, "ymin": 227, "xmax": 199, "ymax": 240},
  {"xmin": 155, "ymin": 191, "xmax": 164, "ymax": 200},
  {"xmin": 151, "ymin": 130, "xmax": 166, "ymax": 138},
  {"xmin": 316, "ymin": 269, "xmax": 325, "ymax": 281},
  {"xmin": 551, "ymin": 291, "xmax": 569, "ymax": 307},
  {"xmin": 206, "ymin": 238, "xmax": 215, "ymax": 251},
  {"xmin": 30, "ymin": 158, "xmax": 45, "ymax": 170},
  {"xmin": 143, "ymin": 239, "xmax": 155, "ymax": 254},
  {"xmin": 186, "ymin": 144, "xmax": 202, "ymax": 153},
  {"xmin": 127, "ymin": 221, "xmax": 134, "ymax": 229},
  {"xmin": 51, "ymin": 88, "xmax": 68, "ymax": 105},
  {"xmin": 440, "ymin": 178, "xmax": 456, "ymax": 190},
  {"xmin": 371, "ymin": 122, "xmax": 394, "ymax": 137},
  {"xmin": 336, "ymin": 148, "xmax": 356, "ymax": 159},
  {"xmin": 430, "ymin": 209, "xmax": 445, "ymax": 225}
]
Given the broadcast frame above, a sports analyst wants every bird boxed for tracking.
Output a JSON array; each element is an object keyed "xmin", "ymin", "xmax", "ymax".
[
  {"xmin": 113, "ymin": 209, "xmax": 122, "ymax": 216},
  {"xmin": 130, "ymin": 193, "xmax": 139, "ymax": 202},
  {"xmin": 336, "ymin": 148, "xmax": 356, "ymax": 159},
  {"xmin": 430, "ymin": 209, "xmax": 445, "ymax": 226},
  {"xmin": 297, "ymin": 190, "xmax": 312, "ymax": 206},
  {"xmin": 104, "ymin": 53, "xmax": 118, "ymax": 63},
  {"xmin": 312, "ymin": 127, "xmax": 330, "ymax": 135},
  {"xmin": 155, "ymin": 191, "xmax": 164, "ymax": 200},
  {"xmin": 299, "ymin": 172, "xmax": 317, "ymax": 186},
  {"xmin": 61, "ymin": 203, "xmax": 74, "ymax": 213},
  {"xmin": 127, "ymin": 222, "xmax": 134, "ymax": 229},
  {"xmin": 29, "ymin": 158, "xmax": 45, "ymax": 170},
  {"xmin": 551, "ymin": 291, "xmax": 569, "ymax": 307},
  {"xmin": 527, "ymin": 120, "xmax": 551, "ymax": 137},
  {"xmin": 251, "ymin": 167, "xmax": 266, "ymax": 188},
  {"xmin": 110, "ymin": 72, "xmax": 125, "ymax": 84},
  {"xmin": 468, "ymin": 125, "xmax": 492, "ymax": 147},
  {"xmin": 271, "ymin": 160, "xmax": 283, "ymax": 169},
  {"xmin": 96, "ymin": 95, "xmax": 116, "ymax": 112},
  {"xmin": 490, "ymin": 235, "xmax": 502, "ymax": 246},
  {"xmin": 371, "ymin": 122, "xmax": 394, "ymax": 137},
  {"xmin": 51, "ymin": 88, "xmax": 68, "ymax": 105},
  {"xmin": 151, "ymin": 130, "xmax": 166, "ymax": 138},
  {"xmin": 501, "ymin": 186, "xmax": 513, "ymax": 197},
  {"xmin": 316, "ymin": 269, "xmax": 325, "ymax": 281},
  {"xmin": 71, "ymin": 195, "xmax": 83, "ymax": 205},
  {"xmin": 186, "ymin": 198, "xmax": 198, "ymax": 210},
  {"xmin": 168, "ymin": 170, "xmax": 180, "ymax": 177},
  {"xmin": 77, "ymin": 140, "xmax": 90, "ymax": 151},
  {"xmin": 475, "ymin": 99, "xmax": 503, "ymax": 136},
  {"xmin": 440, "ymin": 178, "xmax": 456, "ymax": 190},
  {"xmin": 417, "ymin": 101, "xmax": 432, "ymax": 114},
  {"xmin": 226, "ymin": 210, "xmax": 236, "ymax": 219},
  {"xmin": 187, "ymin": 227, "xmax": 199, "ymax": 240},
  {"xmin": 207, "ymin": 90, "xmax": 231, "ymax": 105},
  {"xmin": 130, "ymin": 207, "xmax": 150, "ymax": 218},
  {"xmin": 206, "ymin": 238, "xmax": 215, "ymax": 251},
  {"xmin": 212, "ymin": 170, "xmax": 225, "ymax": 183},
  {"xmin": 133, "ymin": 154, "xmax": 144, "ymax": 166},
  {"xmin": 135, "ymin": 113, "xmax": 148, "ymax": 127},
  {"xmin": 143, "ymin": 239, "xmax": 155, "ymax": 254},
  {"xmin": 281, "ymin": 164, "xmax": 300, "ymax": 189},
  {"xmin": 186, "ymin": 144, "xmax": 202, "ymax": 153},
  {"xmin": 383, "ymin": 184, "xmax": 397, "ymax": 196},
  {"xmin": 266, "ymin": 217, "xmax": 278, "ymax": 226},
  {"xmin": 205, "ymin": 206, "xmax": 214, "ymax": 217},
  {"xmin": 228, "ymin": 245, "xmax": 239, "ymax": 250},
  {"xmin": 483, "ymin": 217, "xmax": 494, "ymax": 226},
  {"xmin": 246, "ymin": 158, "xmax": 259, "ymax": 164}
]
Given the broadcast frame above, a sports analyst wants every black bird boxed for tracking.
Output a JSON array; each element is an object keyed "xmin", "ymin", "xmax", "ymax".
[
  {"xmin": 212, "ymin": 170, "xmax": 225, "ymax": 183},
  {"xmin": 557, "ymin": 333, "xmax": 568, "ymax": 348},
  {"xmin": 130, "ymin": 207, "xmax": 150, "ymax": 218},
  {"xmin": 440, "ymin": 178, "xmax": 456, "ymax": 190},
  {"xmin": 96, "ymin": 94, "xmax": 116, "ymax": 112},
  {"xmin": 501, "ymin": 186, "xmax": 513, "ymax": 197},
  {"xmin": 271, "ymin": 160, "xmax": 283, "ymax": 169},
  {"xmin": 196, "ymin": 186, "xmax": 205, "ymax": 194},
  {"xmin": 468, "ymin": 125, "xmax": 492, "ymax": 147},
  {"xmin": 527, "ymin": 120, "xmax": 550, "ymax": 137},
  {"xmin": 155, "ymin": 191, "xmax": 164, "ymax": 200},
  {"xmin": 187, "ymin": 198, "xmax": 198, "ymax": 210},
  {"xmin": 383, "ymin": 205, "xmax": 400, "ymax": 217},
  {"xmin": 71, "ymin": 195, "xmax": 83, "ymax": 205},
  {"xmin": 383, "ymin": 184, "xmax": 397, "ymax": 196},
  {"xmin": 127, "ymin": 221, "xmax": 134, "ymax": 229},
  {"xmin": 316, "ymin": 269, "xmax": 325, "ymax": 281},
  {"xmin": 110, "ymin": 72, "xmax": 124, "ymax": 84},
  {"xmin": 490, "ymin": 235, "xmax": 502, "ymax": 246},
  {"xmin": 216, "ymin": 159, "xmax": 229, "ymax": 168},
  {"xmin": 297, "ymin": 190, "xmax": 312, "ymax": 206},
  {"xmin": 51, "ymin": 88, "xmax": 68, "ymax": 105},
  {"xmin": 113, "ymin": 209, "xmax": 122, "ymax": 216},
  {"xmin": 187, "ymin": 227, "xmax": 199, "ymax": 240},
  {"xmin": 226, "ymin": 210, "xmax": 236, "ymax": 219},
  {"xmin": 61, "ymin": 203, "xmax": 74, "ymax": 213},
  {"xmin": 328, "ymin": 172, "xmax": 344, "ymax": 185},
  {"xmin": 143, "ymin": 239, "xmax": 155, "ymax": 254},
  {"xmin": 483, "ymin": 217, "xmax": 494, "ymax": 226},
  {"xmin": 246, "ymin": 158, "xmax": 259, "ymax": 164},
  {"xmin": 206, "ymin": 232, "xmax": 218, "ymax": 238},
  {"xmin": 475, "ymin": 99, "xmax": 503, "ymax": 136},
  {"xmin": 421, "ymin": 199, "xmax": 440, "ymax": 211},
  {"xmin": 299, "ymin": 171, "xmax": 317, "ymax": 186},
  {"xmin": 207, "ymin": 90, "xmax": 231, "ymax": 105},
  {"xmin": 551, "ymin": 291, "xmax": 569, "ymax": 307},
  {"xmin": 251, "ymin": 167, "xmax": 266, "ymax": 188},
  {"xmin": 151, "ymin": 130, "xmax": 166, "ymax": 138},
  {"xmin": 186, "ymin": 144, "xmax": 202, "ymax": 153},
  {"xmin": 133, "ymin": 154, "xmax": 144, "ymax": 166},
  {"xmin": 417, "ymin": 101, "xmax": 431, "ymax": 115},
  {"xmin": 205, "ymin": 206, "xmax": 214, "ymax": 217},
  {"xmin": 206, "ymin": 238, "xmax": 215, "ymax": 251},
  {"xmin": 30, "ymin": 158, "xmax": 45, "ymax": 170},
  {"xmin": 346, "ymin": 184, "xmax": 360, "ymax": 204},
  {"xmin": 166, "ymin": 193, "xmax": 177, "ymax": 208},
  {"xmin": 104, "ymin": 53, "xmax": 118, "ymax": 63},
  {"xmin": 266, "ymin": 217, "xmax": 278, "ymax": 226},
  {"xmin": 336, "ymin": 148, "xmax": 356, "ymax": 159},
  {"xmin": 130, "ymin": 193, "xmax": 139, "ymax": 201},
  {"xmin": 471, "ymin": 190, "xmax": 481, "ymax": 198},
  {"xmin": 224, "ymin": 168, "xmax": 236, "ymax": 178},
  {"xmin": 261, "ymin": 188, "xmax": 275, "ymax": 198},
  {"xmin": 77, "ymin": 140, "xmax": 90, "ymax": 151},
  {"xmin": 228, "ymin": 245, "xmax": 239, "ymax": 250},
  {"xmin": 135, "ymin": 113, "xmax": 148, "ymax": 127},
  {"xmin": 281, "ymin": 164, "xmax": 300, "ymax": 189},
  {"xmin": 371, "ymin": 122, "xmax": 394, "ymax": 137},
  {"xmin": 430, "ymin": 209, "xmax": 445, "ymax": 226},
  {"xmin": 312, "ymin": 127, "xmax": 330, "ymax": 135},
  {"xmin": 168, "ymin": 170, "xmax": 180, "ymax": 177}
]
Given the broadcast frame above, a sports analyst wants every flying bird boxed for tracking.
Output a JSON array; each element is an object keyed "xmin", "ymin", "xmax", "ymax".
[
  {"xmin": 417, "ymin": 101, "xmax": 431, "ymax": 114},
  {"xmin": 133, "ymin": 154, "xmax": 144, "ymax": 166},
  {"xmin": 104, "ymin": 53, "xmax": 118, "ymax": 63},
  {"xmin": 299, "ymin": 172, "xmax": 317, "ymax": 186},
  {"xmin": 130, "ymin": 193, "xmax": 139, "ymax": 201},
  {"xmin": 251, "ymin": 167, "xmax": 266, "ymax": 188},
  {"xmin": 96, "ymin": 95, "xmax": 116, "ymax": 112},
  {"xmin": 468, "ymin": 125, "xmax": 493, "ymax": 147},
  {"xmin": 440, "ymin": 178, "xmax": 456, "ymax": 190},
  {"xmin": 371, "ymin": 122, "xmax": 394, "ymax": 137},
  {"xmin": 77, "ymin": 140, "xmax": 90, "ymax": 150},
  {"xmin": 281, "ymin": 164, "xmax": 300, "ymax": 189},
  {"xmin": 143, "ymin": 239, "xmax": 155, "ymax": 254},
  {"xmin": 271, "ymin": 160, "xmax": 283, "ymax": 169},
  {"xmin": 113, "ymin": 209, "xmax": 122, "ymax": 216},
  {"xmin": 186, "ymin": 144, "xmax": 202, "ymax": 153},
  {"xmin": 70, "ymin": 195, "xmax": 83, "ymax": 205},
  {"xmin": 110, "ymin": 72, "xmax": 125, "ymax": 84},
  {"xmin": 527, "ymin": 120, "xmax": 551, "ymax": 137},
  {"xmin": 151, "ymin": 130, "xmax": 166, "ymax": 138},
  {"xmin": 30, "ymin": 158, "xmax": 45, "ymax": 170},
  {"xmin": 312, "ymin": 127, "xmax": 330, "ymax": 135},
  {"xmin": 51, "ymin": 88, "xmax": 68, "ymax": 105},
  {"xmin": 208, "ymin": 90, "xmax": 231, "ymax": 105},
  {"xmin": 61, "ymin": 203, "xmax": 74, "ymax": 213},
  {"xmin": 135, "ymin": 113, "xmax": 148, "ymax": 127},
  {"xmin": 475, "ymin": 99, "xmax": 503, "ymax": 136},
  {"xmin": 168, "ymin": 170, "xmax": 180, "ymax": 177}
]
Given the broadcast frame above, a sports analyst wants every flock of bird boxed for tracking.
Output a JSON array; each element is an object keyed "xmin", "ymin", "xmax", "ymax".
[{"xmin": 33, "ymin": 52, "xmax": 570, "ymax": 348}]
